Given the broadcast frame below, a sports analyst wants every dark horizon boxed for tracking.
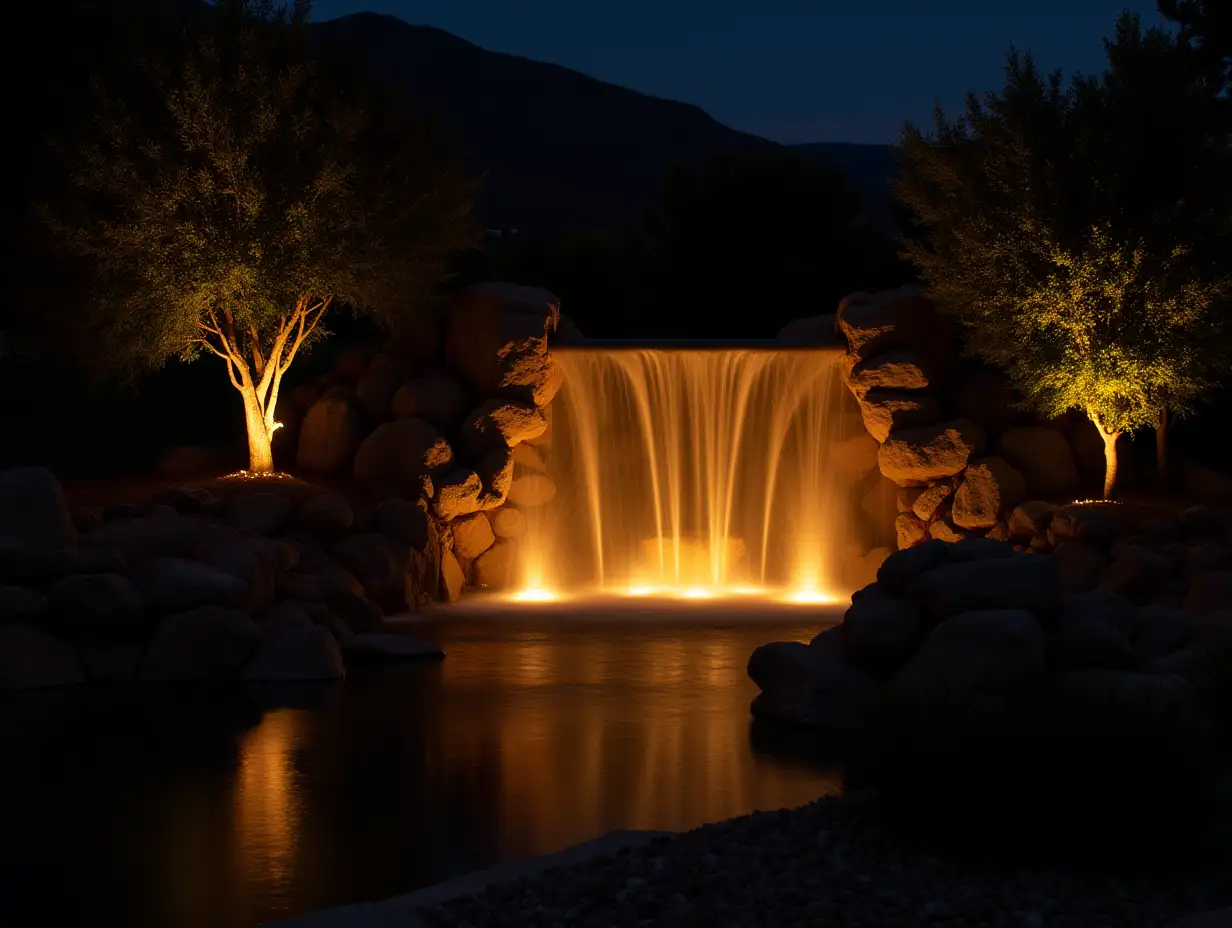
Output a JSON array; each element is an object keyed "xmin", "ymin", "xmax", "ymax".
[{"xmin": 311, "ymin": 0, "xmax": 1165, "ymax": 146}]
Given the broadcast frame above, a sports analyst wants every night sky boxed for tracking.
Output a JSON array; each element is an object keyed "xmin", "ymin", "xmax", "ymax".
[{"xmin": 311, "ymin": 0, "xmax": 1164, "ymax": 145}]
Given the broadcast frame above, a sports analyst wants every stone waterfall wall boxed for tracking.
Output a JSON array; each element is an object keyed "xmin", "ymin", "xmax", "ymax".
[
  {"xmin": 282, "ymin": 283, "xmax": 574, "ymax": 602},
  {"xmin": 812, "ymin": 286, "xmax": 1110, "ymax": 552}
]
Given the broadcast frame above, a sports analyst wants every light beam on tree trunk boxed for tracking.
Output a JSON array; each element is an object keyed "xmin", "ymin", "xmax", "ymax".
[
  {"xmin": 1155, "ymin": 407, "xmax": 1169, "ymax": 483},
  {"xmin": 1087, "ymin": 407, "xmax": 1122, "ymax": 500},
  {"xmin": 195, "ymin": 295, "xmax": 332, "ymax": 473}
]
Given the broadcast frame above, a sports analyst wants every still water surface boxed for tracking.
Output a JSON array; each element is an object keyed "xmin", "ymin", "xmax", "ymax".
[{"xmin": 0, "ymin": 612, "xmax": 842, "ymax": 928}]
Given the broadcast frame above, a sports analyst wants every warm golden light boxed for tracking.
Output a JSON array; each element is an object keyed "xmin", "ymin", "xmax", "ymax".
[
  {"xmin": 510, "ymin": 348, "xmax": 867, "ymax": 603},
  {"xmin": 221, "ymin": 470, "xmax": 297, "ymax": 481},
  {"xmin": 511, "ymin": 587, "xmax": 558, "ymax": 603}
]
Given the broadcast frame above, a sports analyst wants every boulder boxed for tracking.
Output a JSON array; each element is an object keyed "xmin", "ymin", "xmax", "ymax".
[
  {"xmin": 1059, "ymin": 668, "xmax": 1206, "ymax": 721},
  {"xmin": 1099, "ymin": 545, "xmax": 1173, "ymax": 603},
  {"xmin": 838, "ymin": 285, "xmax": 937, "ymax": 360},
  {"xmin": 949, "ymin": 367, "xmax": 1017, "ymax": 431},
  {"xmin": 452, "ymin": 513, "xmax": 495, "ymax": 560},
  {"xmin": 476, "ymin": 445, "xmax": 515, "ymax": 510},
  {"xmin": 332, "ymin": 534, "xmax": 405, "ymax": 606},
  {"xmin": 1177, "ymin": 505, "xmax": 1221, "ymax": 541},
  {"xmin": 511, "ymin": 442, "xmax": 548, "ymax": 473},
  {"xmin": 747, "ymin": 639, "xmax": 880, "ymax": 731},
  {"xmin": 353, "ymin": 418, "xmax": 454, "ymax": 500},
  {"xmin": 432, "ymin": 469, "xmax": 485, "ymax": 521},
  {"xmin": 1135, "ymin": 606, "xmax": 1191, "ymax": 662},
  {"xmin": 996, "ymin": 426, "xmax": 1081, "ymax": 495},
  {"xmin": 895, "ymin": 609, "xmax": 1046, "ymax": 693},
  {"xmin": 443, "ymin": 283, "xmax": 561, "ymax": 404},
  {"xmin": 342, "ymin": 633, "xmax": 445, "ymax": 663},
  {"xmin": 404, "ymin": 522, "xmax": 443, "ymax": 611},
  {"xmin": 877, "ymin": 540, "xmax": 951, "ymax": 593},
  {"xmin": 226, "ymin": 492, "xmax": 293, "ymax": 537},
  {"xmin": 0, "ymin": 467, "xmax": 77, "ymax": 552},
  {"xmin": 951, "ymin": 457, "xmax": 1026, "ymax": 530},
  {"xmin": 491, "ymin": 507, "xmax": 527, "ymax": 539},
  {"xmin": 322, "ymin": 591, "xmax": 383, "ymax": 634},
  {"xmin": 927, "ymin": 516, "xmax": 966, "ymax": 543},
  {"xmin": 1051, "ymin": 540, "xmax": 1107, "ymax": 593},
  {"xmin": 1008, "ymin": 501, "xmax": 1059, "ymax": 539},
  {"xmin": 84, "ymin": 508, "xmax": 198, "ymax": 564},
  {"xmin": 896, "ymin": 487, "xmax": 924, "ymax": 513},
  {"xmin": 440, "ymin": 549, "xmax": 466, "ymax": 602},
  {"xmin": 47, "ymin": 573, "xmax": 145, "ymax": 636},
  {"xmin": 0, "ymin": 625, "xmax": 83, "ymax": 688},
  {"xmin": 986, "ymin": 522, "xmax": 1011, "ymax": 541},
  {"xmin": 842, "ymin": 586, "xmax": 925, "ymax": 673},
  {"xmin": 858, "ymin": 390, "xmax": 943, "ymax": 444},
  {"xmin": 0, "ymin": 585, "xmax": 50, "ymax": 624},
  {"xmin": 296, "ymin": 396, "xmax": 364, "ymax": 475},
  {"xmin": 140, "ymin": 606, "xmax": 263, "ymax": 681},
  {"xmin": 911, "ymin": 483, "xmax": 953, "ymax": 522},
  {"xmin": 354, "ymin": 353, "xmax": 409, "ymax": 422},
  {"xmin": 894, "ymin": 513, "xmax": 928, "ymax": 550},
  {"xmin": 878, "ymin": 419, "xmax": 985, "ymax": 487},
  {"xmin": 507, "ymin": 474, "xmax": 558, "ymax": 508},
  {"xmin": 1059, "ymin": 589, "xmax": 1138, "ymax": 641},
  {"xmin": 192, "ymin": 525, "xmax": 278, "ymax": 611},
  {"xmin": 474, "ymin": 541, "xmax": 518, "ymax": 589},
  {"xmin": 1183, "ymin": 570, "xmax": 1232, "ymax": 616},
  {"xmin": 847, "ymin": 350, "xmax": 935, "ymax": 397},
  {"xmin": 255, "ymin": 601, "xmax": 315, "ymax": 636},
  {"xmin": 461, "ymin": 399, "xmax": 547, "ymax": 453},
  {"xmin": 295, "ymin": 494, "xmax": 355, "ymax": 536},
  {"xmin": 133, "ymin": 557, "xmax": 248, "ymax": 614},
  {"xmin": 906, "ymin": 554, "xmax": 1060, "ymax": 620},
  {"xmin": 242, "ymin": 625, "xmax": 345, "ymax": 681},
  {"xmin": 1051, "ymin": 504, "xmax": 1123, "ymax": 545},
  {"xmin": 150, "ymin": 485, "xmax": 221, "ymax": 515},
  {"xmin": 526, "ymin": 414, "xmax": 553, "ymax": 448},
  {"xmin": 832, "ymin": 434, "xmax": 880, "ymax": 479},
  {"xmin": 1050, "ymin": 605, "xmax": 1135, "ymax": 671},
  {"xmin": 373, "ymin": 497, "xmax": 430, "ymax": 549},
  {"xmin": 391, "ymin": 374, "xmax": 469, "ymax": 429}
]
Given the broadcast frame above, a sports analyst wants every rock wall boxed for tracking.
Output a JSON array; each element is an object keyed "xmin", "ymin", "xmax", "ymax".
[
  {"xmin": 281, "ymin": 283, "xmax": 571, "ymax": 602},
  {"xmin": 824, "ymin": 286, "xmax": 1107, "ymax": 553}
]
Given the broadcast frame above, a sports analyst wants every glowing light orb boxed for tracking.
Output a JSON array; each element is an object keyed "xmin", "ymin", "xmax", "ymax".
[
  {"xmin": 625, "ymin": 586, "xmax": 657, "ymax": 597},
  {"xmin": 680, "ymin": 588, "xmax": 714, "ymax": 599},
  {"xmin": 511, "ymin": 587, "xmax": 557, "ymax": 603}
]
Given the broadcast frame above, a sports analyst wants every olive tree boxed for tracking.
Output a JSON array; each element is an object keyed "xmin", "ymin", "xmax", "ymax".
[
  {"xmin": 44, "ymin": 0, "xmax": 476, "ymax": 472},
  {"xmin": 897, "ymin": 17, "xmax": 1232, "ymax": 497}
]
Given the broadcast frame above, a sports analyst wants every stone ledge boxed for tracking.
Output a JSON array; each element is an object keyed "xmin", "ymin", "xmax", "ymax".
[{"xmin": 264, "ymin": 829, "xmax": 674, "ymax": 927}]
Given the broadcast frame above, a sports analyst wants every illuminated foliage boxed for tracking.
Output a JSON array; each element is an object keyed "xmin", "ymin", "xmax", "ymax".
[
  {"xmin": 43, "ymin": 0, "xmax": 477, "ymax": 471},
  {"xmin": 897, "ymin": 15, "xmax": 1232, "ymax": 496}
]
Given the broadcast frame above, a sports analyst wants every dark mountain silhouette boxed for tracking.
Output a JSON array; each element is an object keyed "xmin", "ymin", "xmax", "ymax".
[{"xmin": 312, "ymin": 12, "xmax": 896, "ymax": 234}]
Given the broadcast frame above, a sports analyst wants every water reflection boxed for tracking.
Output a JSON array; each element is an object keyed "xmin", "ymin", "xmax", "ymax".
[{"xmin": 0, "ymin": 615, "xmax": 842, "ymax": 928}]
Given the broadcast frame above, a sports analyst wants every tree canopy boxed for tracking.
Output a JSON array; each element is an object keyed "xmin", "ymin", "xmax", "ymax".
[
  {"xmin": 896, "ymin": 14, "xmax": 1232, "ymax": 496},
  {"xmin": 42, "ymin": 0, "xmax": 477, "ymax": 471}
]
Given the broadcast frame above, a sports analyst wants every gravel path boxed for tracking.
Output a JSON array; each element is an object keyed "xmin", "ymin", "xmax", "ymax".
[{"xmin": 414, "ymin": 794, "xmax": 1232, "ymax": 928}]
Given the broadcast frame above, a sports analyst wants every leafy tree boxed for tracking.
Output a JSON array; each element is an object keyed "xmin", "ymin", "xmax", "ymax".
[
  {"xmin": 896, "ymin": 17, "xmax": 1232, "ymax": 498},
  {"xmin": 42, "ymin": 0, "xmax": 477, "ymax": 473}
]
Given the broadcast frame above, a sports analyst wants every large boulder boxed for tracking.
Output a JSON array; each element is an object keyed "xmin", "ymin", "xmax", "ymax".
[
  {"xmin": 242, "ymin": 625, "xmax": 345, "ymax": 682},
  {"xmin": 1051, "ymin": 540, "xmax": 1108, "ymax": 593},
  {"xmin": 432, "ymin": 469, "xmax": 485, "ymax": 521},
  {"xmin": 895, "ymin": 609, "xmax": 1046, "ymax": 693},
  {"xmin": 354, "ymin": 353, "xmax": 410, "ymax": 422},
  {"xmin": 841, "ymin": 586, "xmax": 925, "ymax": 673},
  {"xmin": 226, "ymin": 492, "xmax": 293, "ymax": 536},
  {"xmin": 391, "ymin": 373, "xmax": 469, "ymax": 429},
  {"xmin": 443, "ymin": 283, "xmax": 562, "ymax": 405},
  {"xmin": 194, "ymin": 525, "xmax": 280, "ymax": 611},
  {"xmin": 296, "ymin": 396, "xmax": 365, "ymax": 475},
  {"xmin": 440, "ymin": 549, "xmax": 466, "ymax": 602},
  {"xmin": 747, "ymin": 639, "xmax": 880, "ymax": 730},
  {"xmin": 473, "ymin": 540, "xmax": 518, "ymax": 588},
  {"xmin": 0, "ymin": 467, "xmax": 77, "ymax": 553},
  {"xmin": 461, "ymin": 399, "xmax": 548, "ymax": 453},
  {"xmin": 507, "ymin": 474, "xmax": 558, "ymax": 508},
  {"xmin": 878, "ymin": 419, "xmax": 986, "ymax": 487},
  {"xmin": 140, "ymin": 606, "xmax": 263, "ymax": 681},
  {"xmin": 996, "ymin": 426, "xmax": 1081, "ymax": 495},
  {"xmin": 47, "ymin": 573, "xmax": 145, "ymax": 637},
  {"xmin": 452, "ymin": 513, "xmax": 496, "ymax": 560},
  {"xmin": 951, "ymin": 456, "xmax": 1026, "ymax": 530},
  {"xmin": 911, "ymin": 483, "xmax": 953, "ymax": 522},
  {"xmin": 1051, "ymin": 504, "xmax": 1123, "ymax": 545},
  {"xmin": 332, "ymin": 534, "xmax": 406, "ymax": 607},
  {"xmin": 373, "ymin": 497, "xmax": 431, "ymax": 549},
  {"xmin": 0, "ymin": 624, "xmax": 82, "ymax": 688},
  {"xmin": 133, "ymin": 557, "xmax": 249, "ymax": 614},
  {"xmin": 847, "ymin": 350, "xmax": 936, "ymax": 397},
  {"xmin": 1008, "ymin": 501, "xmax": 1059, "ymax": 539},
  {"xmin": 894, "ymin": 513, "xmax": 928, "ymax": 550},
  {"xmin": 905, "ymin": 554, "xmax": 1060, "ymax": 620},
  {"xmin": 1098, "ymin": 544, "xmax": 1173, "ymax": 603},
  {"xmin": 476, "ymin": 445, "xmax": 515, "ymax": 510},
  {"xmin": 84, "ymin": 508, "xmax": 198, "ymax": 563},
  {"xmin": 491, "ymin": 507, "xmax": 527, "ymax": 539},
  {"xmin": 295, "ymin": 494, "xmax": 355, "ymax": 536},
  {"xmin": 353, "ymin": 418, "xmax": 454, "ymax": 499},
  {"xmin": 838, "ymin": 286, "xmax": 939, "ymax": 360},
  {"xmin": 857, "ymin": 390, "xmax": 943, "ymax": 443}
]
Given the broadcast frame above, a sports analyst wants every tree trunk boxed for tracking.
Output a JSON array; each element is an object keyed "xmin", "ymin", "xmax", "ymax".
[
  {"xmin": 240, "ymin": 382, "xmax": 276, "ymax": 474},
  {"xmin": 1101, "ymin": 428, "xmax": 1121, "ymax": 500},
  {"xmin": 1155, "ymin": 408, "xmax": 1168, "ymax": 483}
]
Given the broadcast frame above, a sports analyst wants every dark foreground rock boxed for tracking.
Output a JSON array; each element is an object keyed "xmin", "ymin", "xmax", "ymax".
[{"xmin": 414, "ymin": 794, "xmax": 1232, "ymax": 928}]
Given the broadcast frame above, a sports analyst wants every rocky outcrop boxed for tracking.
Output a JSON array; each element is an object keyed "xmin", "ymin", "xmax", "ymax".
[
  {"xmin": 749, "ymin": 538, "xmax": 1232, "ymax": 733},
  {"xmin": 877, "ymin": 420, "xmax": 985, "ymax": 487}
]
